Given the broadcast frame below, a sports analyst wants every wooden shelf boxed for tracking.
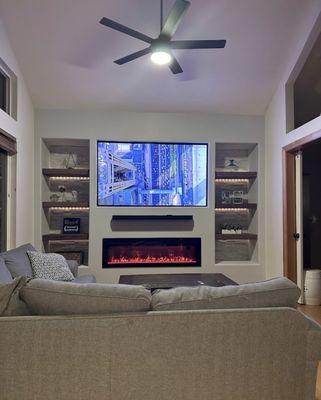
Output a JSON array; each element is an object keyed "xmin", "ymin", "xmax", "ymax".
[
  {"xmin": 216, "ymin": 233, "xmax": 258, "ymax": 240},
  {"xmin": 43, "ymin": 201, "xmax": 89, "ymax": 209},
  {"xmin": 43, "ymin": 233, "xmax": 89, "ymax": 241},
  {"xmin": 42, "ymin": 233, "xmax": 89, "ymax": 246},
  {"xmin": 215, "ymin": 203, "xmax": 257, "ymax": 210},
  {"xmin": 215, "ymin": 171, "xmax": 257, "ymax": 179},
  {"xmin": 42, "ymin": 168, "xmax": 90, "ymax": 178}
]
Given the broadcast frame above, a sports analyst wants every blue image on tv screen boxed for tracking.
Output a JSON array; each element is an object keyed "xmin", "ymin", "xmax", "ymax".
[{"xmin": 97, "ymin": 141, "xmax": 208, "ymax": 207}]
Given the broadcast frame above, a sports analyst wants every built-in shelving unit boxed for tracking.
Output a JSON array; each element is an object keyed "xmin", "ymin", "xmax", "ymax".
[
  {"xmin": 215, "ymin": 143, "xmax": 258, "ymax": 264},
  {"xmin": 41, "ymin": 139, "xmax": 90, "ymax": 265}
]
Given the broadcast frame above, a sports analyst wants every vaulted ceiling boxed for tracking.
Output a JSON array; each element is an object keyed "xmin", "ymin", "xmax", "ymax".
[{"xmin": 0, "ymin": 0, "xmax": 317, "ymax": 114}]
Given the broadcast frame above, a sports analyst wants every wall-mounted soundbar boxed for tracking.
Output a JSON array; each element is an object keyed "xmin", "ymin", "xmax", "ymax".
[
  {"xmin": 112, "ymin": 215, "xmax": 193, "ymax": 221},
  {"xmin": 110, "ymin": 215, "xmax": 194, "ymax": 232}
]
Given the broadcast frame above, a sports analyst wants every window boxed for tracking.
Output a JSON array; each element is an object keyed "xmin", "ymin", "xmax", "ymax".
[
  {"xmin": 0, "ymin": 69, "xmax": 9, "ymax": 114},
  {"xmin": 0, "ymin": 58, "xmax": 17, "ymax": 120},
  {"xmin": 293, "ymin": 31, "xmax": 321, "ymax": 129}
]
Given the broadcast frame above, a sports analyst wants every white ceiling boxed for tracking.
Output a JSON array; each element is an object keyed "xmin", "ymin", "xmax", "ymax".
[{"xmin": 0, "ymin": 0, "xmax": 316, "ymax": 114}]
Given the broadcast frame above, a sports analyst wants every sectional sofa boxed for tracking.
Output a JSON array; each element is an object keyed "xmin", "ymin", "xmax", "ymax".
[
  {"xmin": 0, "ymin": 244, "xmax": 321, "ymax": 400},
  {"xmin": 0, "ymin": 243, "xmax": 96, "ymax": 284}
]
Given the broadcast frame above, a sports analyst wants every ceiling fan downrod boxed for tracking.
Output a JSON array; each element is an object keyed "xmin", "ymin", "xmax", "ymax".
[{"xmin": 160, "ymin": 0, "xmax": 163, "ymax": 32}]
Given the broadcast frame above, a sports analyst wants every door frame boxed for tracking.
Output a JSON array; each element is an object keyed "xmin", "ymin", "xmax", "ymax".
[{"xmin": 283, "ymin": 128, "xmax": 321, "ymax": 282}]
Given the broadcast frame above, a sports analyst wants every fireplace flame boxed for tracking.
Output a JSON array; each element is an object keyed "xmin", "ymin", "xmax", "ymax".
[{"xmin": 108, "ymin": 255, "xmax": 196, "ymax": 265}]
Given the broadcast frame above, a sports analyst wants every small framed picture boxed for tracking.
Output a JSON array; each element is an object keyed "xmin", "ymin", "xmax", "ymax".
[
  {"xmin": 224, "ymin": 159, "xmax": 239, "ymax": 170},
  {"xmin": 224, "ymin": 157, "xmax": 248, "ymax": 171},
  {"xmin": 63, "ymin": 218, "xmax": 80, "ymax": 234},
  {"xmin": 221, "ymin": 191, "xmax": 232, "ymax": 204},
  {"xmin": 233, "ymin": 191, "xmax": 243, "ymax": 205}
]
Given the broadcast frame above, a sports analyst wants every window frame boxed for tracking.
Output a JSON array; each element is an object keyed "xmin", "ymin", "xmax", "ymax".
[
  {"xmin": 0, "ymin": 58, "xmax": 17, "ymax": 121},
  {"xmin": 0, "ymin": 67, "xmax": 10, "ymax": 115}
]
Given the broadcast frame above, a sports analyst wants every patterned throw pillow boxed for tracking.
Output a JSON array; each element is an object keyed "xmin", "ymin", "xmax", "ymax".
[{"xmin": 27, "ymin": 251, "xmax": 74, "ymax": 282}]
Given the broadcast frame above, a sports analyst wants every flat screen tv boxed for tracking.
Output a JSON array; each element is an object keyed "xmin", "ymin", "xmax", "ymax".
[{"xmin": 97, "ymin": 141, "xmax": 208, "ymax": 207}]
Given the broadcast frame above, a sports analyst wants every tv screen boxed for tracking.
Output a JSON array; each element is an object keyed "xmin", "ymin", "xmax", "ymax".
[{"xmin": 97, "ymin": 141, "xmax": 208, "ymax": 207}]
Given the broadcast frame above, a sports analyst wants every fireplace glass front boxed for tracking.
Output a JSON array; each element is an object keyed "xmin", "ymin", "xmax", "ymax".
[{"xmin": 102, "ymin": 237, "xmax": 201, "ymax": 268}]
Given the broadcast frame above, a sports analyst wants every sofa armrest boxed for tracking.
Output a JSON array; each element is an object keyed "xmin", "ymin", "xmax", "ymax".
[
  {"xmin": 66, "ymin": 260, "xmax": 79, "ymax": 277},
  {"xmin": 304, "ymin": 315, "xmax": 321, "ymax": 331},
  {"xmin": 303, "ymin": 315, "xmax": 321, "ymax": 399}
]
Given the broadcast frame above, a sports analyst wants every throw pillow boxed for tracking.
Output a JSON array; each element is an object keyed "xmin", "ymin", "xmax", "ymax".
[
  {"xmin": 27, "ymin": 251, "xmax": 74, "ymax": 282},
  {"xmin": 1, "ymin": 243, "xmax": 36, "ymax": 278},
  {"xmin": 20, "ymin": 279, "xmax": 152, "ymax": 315},
  {"xmin": 65, "ymin": 259, "xmax": 79, "ymax": 277},
  {"xmin": 0, "ymin": 276, "xmax": 30, "ymax": 316},
  {"xmin": 0, "ymin": 256, "xmax": 12, "ymax": 283},
  {"xmin": 151, "ymin": 277, "xmax": 301, "ymax": 311}
]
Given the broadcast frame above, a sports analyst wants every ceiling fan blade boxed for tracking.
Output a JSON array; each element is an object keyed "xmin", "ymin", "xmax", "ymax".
[
  {"xmin": 160, "ymin": 0, "xmax": 190, "ymax": 40},
  {"xmin": 114, "ymin": 47, "xmax": 151, "ymax": 65},
  {"xmin": 169, "ymin": 54, "xmax": 183, "ymax": 74},
  {"xmin": 170, "ymin": 40, "xmax": 226, "ymax": 49},
  {"xmin": 100, "ymin": 17, "xmax": 153, "ymax": 44}
]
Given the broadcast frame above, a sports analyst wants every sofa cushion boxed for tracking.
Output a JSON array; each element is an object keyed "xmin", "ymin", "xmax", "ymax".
[
  {"xmin": 73, "ymin": 275, "xmax": 96, "ymax": 284},
  {"xmin": 66, "ymin": 259, "xmax": 79, "ymax": 277},
  {"xmin": 27, "ymin": 251, "xmax": 75, "ymax": 282},
  {"xmin": 20, "ymin": 279, "xmax": 152, "ymax": 315},
  {"xmin": 0, "ymin": 257, "xmax": 12, "ymax": 283},
  {"xmin": 0, "ymin": 276, "xmax": 30, "ymax": 316},
  {"xmin": 151, "ymin": 277, "xmax": 301, "ymax": 311},
  {"xmin": 1, "ymin": 243, "xmax": 36, "ymax": 278}
]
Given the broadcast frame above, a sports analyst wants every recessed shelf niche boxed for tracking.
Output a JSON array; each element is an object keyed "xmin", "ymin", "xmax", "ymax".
[
  {"xmin": 41, "ymin": 138, "xmax": 90, "ymax": 265},
  {"xmin": 215, "ymin": 143, "xmax": 258, "ymax": 264}
]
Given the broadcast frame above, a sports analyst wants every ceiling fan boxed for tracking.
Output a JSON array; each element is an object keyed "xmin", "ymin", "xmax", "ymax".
[{"xmin": 99, "ymin": 0, "xmax": 226, "ymax": 74}]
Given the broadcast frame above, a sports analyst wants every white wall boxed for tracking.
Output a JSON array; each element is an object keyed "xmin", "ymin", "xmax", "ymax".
[
  {"xmin": 0, "ymin": 19, "xmax": 34, "ymax": 247},
  {"xmin": 265, "ymin": 5, "xmax": 321, "ymax": 278},
  {"xmin": 35, "ymin": 110, "xmax": 265, "ymax": 284}
]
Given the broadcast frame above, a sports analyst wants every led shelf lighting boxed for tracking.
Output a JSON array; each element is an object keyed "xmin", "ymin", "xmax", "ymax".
[
  {"xmin": 215, "ymin": 179, "xmax": 249, "ymax": 184},
  {"xmin": 215, "ymin": 208, "xmax": 249, "ymax": 212},
  {"xmin": 50, "ymin": 207, "xmax": 90, "ymax": 211},
  {"xmin": 49, "ymin": 177, "xmax": 89, "ymax": 181}
]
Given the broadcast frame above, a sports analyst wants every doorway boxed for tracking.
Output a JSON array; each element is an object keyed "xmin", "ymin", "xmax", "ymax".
[
  {"xmin": 283, "ymin": 129, "xmax": 321, "ymax": 295},
  {"xmin": 0, "ymin": 149, "xmax": 7, "ymax": 251},
  {"xmin": 302, "ymin": 142, "xmax": 321, "ymax": 270}
]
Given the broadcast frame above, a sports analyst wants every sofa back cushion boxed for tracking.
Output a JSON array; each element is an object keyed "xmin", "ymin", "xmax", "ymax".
[
  {"xmin": 151, "ymin": 277, "xmax": 301, "ymax": 311},
  {"xmin": 21, "ymin": 279, "xmax": 151, "ymax": 315},
  {"xmin": 0, "ymin": 276, "xmax": 30, "ymax": 316},
  {"xmin": 1, "ymin": 243, "xmax": 36, "ymax": 278},
  {"xmin": 0, "ymin": 257, "xmax": 12, "ymax": 283}
]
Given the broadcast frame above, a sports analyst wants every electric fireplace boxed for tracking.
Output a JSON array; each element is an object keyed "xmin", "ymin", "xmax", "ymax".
[{"xmin": 102, "ymin": 238, "xmax": 201, "ymax": 268}]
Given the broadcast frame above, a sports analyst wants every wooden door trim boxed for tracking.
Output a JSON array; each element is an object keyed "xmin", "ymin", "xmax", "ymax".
[
  {"xmin": 282, "ymin": 150, "xmax": 296, "ymax": 282},
  {"xmin": 283, "ymin": 128, "xmax": 321, "ymax": 152},
  {"xmin": 0, "ymin": 129, "xmax": 16, "ymax": 155},
  {"xmin": 283, "ymin": 127, "xmax": 321, "ymax": 282}
]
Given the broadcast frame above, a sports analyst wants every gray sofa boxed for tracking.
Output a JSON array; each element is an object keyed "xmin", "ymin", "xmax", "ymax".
[
  {"xmin": 0, "ymin": 264, "xmax": 320, "ymax": 399},
  {"xmin": 0, "ymin": 307, "xmax": 320, "ymax": 399},
  {"xmin": 0, "ymin": 243, "xmax": 96, "ymax": 283}
]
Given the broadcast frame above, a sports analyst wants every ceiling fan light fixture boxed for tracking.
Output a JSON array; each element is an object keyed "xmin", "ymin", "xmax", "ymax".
[
  {"xmin": 150, "ymin": 50, "xmax": 172, "ymax": 65},
  {"xmin": 100, "ymin": 0, "xmax": 226, "ymax": 74}
]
